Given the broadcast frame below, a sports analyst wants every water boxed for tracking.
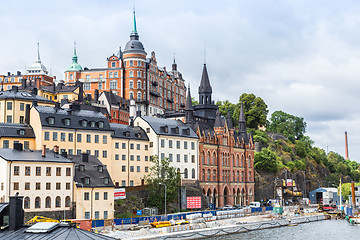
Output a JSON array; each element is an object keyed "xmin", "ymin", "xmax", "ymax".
[{"xmin": 209, "ymin": 220, "xmax": 359, "ymax": 240}]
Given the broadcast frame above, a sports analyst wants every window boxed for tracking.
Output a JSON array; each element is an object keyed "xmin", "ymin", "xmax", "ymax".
[
  {"xmin": 13, "ymin": 182, "xmax": 19, "ymax": 190},
  {"xmin": 24, "ymin": 141, "xmax": 30, "ymax": 149},
  {"xmin": 6, "ymin": 115, "xmax": 12, "ymax": 123},
  {"xmin": 115, "ymin": 142, "xmax": 119, "ymax": 149},
  {"xmin": 35, "ymin": 197, "xmax": 41, "ymax": 208},
  {"xmin": 145, "ymin": 145, "xmax": 148, "ymax": 150},
  {"xmin": 191, "ymin": 142, "xmax": 195, "ymax": 150},
  {"xmin": 7, "ymin": 102, "xmax": 12, "ymax": 110},
  {"xmin": 137, "ymin": 80, "xmax": 141, "ymax": 89},
  {"xmin": 44, "ymin": 132, "xmax": 50, "ymax": 140},
  {"xmin": 184, "ymin": 168, "xmax": 188, "ymax": 179},
  {"xmin": 20, "ymin": 103, "xmax": 25, "ymax": 111},
  {"xmin": 161, "ymin": 139, "xmax": 165, "ymax": 148},
  {"xmin": 55, "ymin": 196, "xmax": 61, "ymax": 207},
  {"xmin": 83, "ymin": 82, "xmax": 91, "ymax": 90},
  {"xmin": 177, "ymin": 154, "xmax": 180, "ymax": 162},
  {"xmin": 86, "ymin": 134, "xmax": 91, "ymax": 143},
  {"xmin": 150, "ymin": 142, "xmax": 153, "ymax": 148},
  {"xmin": 66, "ymin": 182, "xmax": 70, "ymax": 190},
  {"xmin": 122, "ymin": 143, "xmax": 126, "ymax": 149},
  {"xmin": 95, "ymin": 192, "xmax": 99, "ymax": 200},
  {"xmin": 85, "ymin": 212, "xmax": 90, "ymax": 219},
  {"xmin": 104, "ymin": 192, "xmax": 108, "ymax": 200},
  {"xmin": 2, "ymin": 140, "xmax": 9, "ymax": 148},
  {"xmin": 36, "ymin": 167, "xmax": 41, "ymax": 176},
  {"xmin": 56, "ymin": 167, "xmax": 61, "ymax": 176},
  {"xmin": 64, "ymin": 118, "xmax": 71, "ymax": 126},
  {"xmin": 130, "ymin": 180, "xmax": 134, "ymax": 186},
  {"xmin": 137, "ymin": 166, "xmax": 140, "ymax": 172},
  {"xmin": 137, "ymin": 155, "xmax": 140, "ymax": 161},
  {"xmin": 146, "ymin": 128, "xmax": 150, "ymax": 133},
  {"xmin": 53, "ymin": 132, "xmax": 58, "ymax": 141},
  {"xmin": 68, "ymin": 133, "xmax": 73, "ymax": 142},
  {"xmin": 110, "ymin": 80, "xmax": 117, "ymax": 89},
  {"xmin": 25, "ymin": 166, "xmax": 30, "ymax": 176},
  {"xmin": 25, "ymin": 182, "xmax": 30, "ymax": 190},
  {"xmin": 65, "ymin": 196, "xmax": 70, "ymax": 207},
  {"xmin": 48, "ymin": 117, "xmax": 55, "ymax": 125},
  {"xmin": 169, "ymin": 140, "xmax": 173, "ymax": 148},
  {"xmin": 121, "ymin": 180, "xmax": 126, "ymax": 187},
  {"xmin": 46, "ymin": 182, "xmax": 51, "ymax": 190},
  {"xmin": 19, "ymin": 116, "xmax": 24, "ymax": 124},
  {"xmin": 122, "ymin": 155, "xmax": 126, "ymax": 160},
  {"xmin": 161, "ymin": 153, "xmax": 165, "ymax": 160},
  {"xmin": 84, "ymin": 192, "xmax": 90, "ymax": 200},
  {"xmin": 66, "ymin": 167, "xmax": 71, "ymax": 176},
  {"xmin": 184, "ymin": 155, "xmax": 188, "ymax": 163},
  {"xmin": 56, "ymin": 182, "xmax": 61, "ymax": 190},
  {"xmin": 77, "ymin": 134, "xmax": 82, "ymax": 142},
  {"xmin": 137, "ymin": 144, "xmax": 140, "ymax": 150},
  {"xmin": 103, "ymin": 151, "xmax": 107, "ymax": 158},
  {"xmin": 130, "ymin": 155, "xmax": 134, "ymax": 161},
  {"xmin": 130, "ymin": 166, "xmax": 134, "ymax": 172},
  {"xmin": 94, "ymin": 150, "xmax": 99, "ymax": 157},
  {"xmin": 184, "ymin": 141, "xmax": 188, "ymax": 149},
  {"xmin": 114, "ymin": 72, "xmax": 118, "ymax": 77},
  {"xmin": 77, "ymin": 149, "xmax": 82, "ymax": 155},
  {"xmin": 192, "ymin": 168, "xmax": 195, "ymax": 179},
  {"xmin": 61, "ymin": 133, "xmax": 66, "ymax": 141},
  {"xmin": 98, "ymin": 82, "xmax": 103, "ymax": 90},
  {"xmin": 24, "ymin": 197, "xmax": 30, "ymax": 209},
  {"xmin": 104, "ymin": 211, "xmax": 108, "ymax": 219},
  {"xmin": 169, "ymin": 154, "xmax": 173, "ymax": 162},
  {"xmin": 14, "ymin": 166, "xmax": 19, "ymax": 176},
  {"xmin": 36, "ymin": 182, "xmax": 41, "ymax": 190},
  {"xmin": 122, "ymin": 166, "xmax": 126, "ymax": 172},
  {"xmin": 115, "ymin": 154, "xmax": 119, "ymax": 160},
  {"xmin": 176, "ymin": 141, "xmax": 180, "ymax": 149},
  {"xmin": 145, "ymin": 166, "xmax": 149, "ymax": 172},
  {"xmin": 129, "ymin": 80, "xmax": 134, "ymax": 89},
  {"xmin": 46, "ymin": 197, "xmax": 51, "ymax": 208},
  {"xmin": 103, "ymin": 135, "xmax": 107, "ymax": 144},
  {"xmin": 95, "ymin": 211, "xmax": 99, "ymax": 219}
]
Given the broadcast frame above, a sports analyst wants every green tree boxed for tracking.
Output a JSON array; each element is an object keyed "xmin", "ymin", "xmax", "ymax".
[
  {"xmin": 268, "ymin": 110, "xmax": 307, "ymax": 140},
  {"xmin": 254, "ymin": 148, "xmax": 279, "ymax": 172},
  {"xmin": 338, "ymin": 182, "xmax": 360, "ymax": 200},
  {"xmin": 216, "ymin": 100, "xmax": 236, "ymax": 126},
  {"xmin": 145, "ymin": 156, "xmax": 180, "ymax": 213},
  {"xmin": 191, "ymin": 97, "xmax": 199, "ymax": 106},
  {"xmin": 233, "ymin": 93, "xmax": 268, "ymax": 129}
]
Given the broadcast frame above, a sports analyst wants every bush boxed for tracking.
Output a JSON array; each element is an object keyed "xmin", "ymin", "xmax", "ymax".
[{"xmin": 254, "ymin": 148, "xmax": 279, "ymax": 172}]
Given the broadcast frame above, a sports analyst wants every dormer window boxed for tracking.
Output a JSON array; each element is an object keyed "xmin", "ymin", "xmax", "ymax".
[
  {"xmin": 64, "ymin": 118, "xmax": 71, "ymax": 126},
  {"xmin": 98, "ymin": 121, "xmax": 104, "ymax": 128},
  {"xmin": 18, "ymin": 130, "xmax": 25, "ymax": 136},
  {"xmin": 103, "ymin": 177, "xmax": 109, "ymax": 184},
  {"xmin": 83, "ymin": 177, "xmax": 90, "ymax": 184},
  {"xmin": 90, "ymin": 121, "xmax": 95, "ymax": 128},
  {"xmin": 97, "ymin": 166, "xmax": 103, "ymax": 173},
  {"xmin": 81, "ymin": 120, "xmax": 87, "ymax": 127},
  {"xmin": 79, "ymin": 165, "xmax": 85, "ymax": 172},
  {"xmin": 161, "ymin": 126, "xmax": 168, "ymax": 133},
  {"xmin": 137, "ymin": 133, "xmax": 141, "ymax": 138},
  {"xmin": 48, "ymin": 117, "xmax": 55, "ymax": 125}
]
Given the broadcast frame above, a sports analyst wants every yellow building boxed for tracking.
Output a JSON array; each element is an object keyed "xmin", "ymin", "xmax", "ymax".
[
  {"xmin": 0, "ymin": 86, "xmax": 54, "ymax": 124},
  {"xmin": 0, "ymin": 123, "xmax": 36, "ymax": 150},
  {"xmin": 71, "ymin": 153, "xmax": 114, "ymax": 219}
]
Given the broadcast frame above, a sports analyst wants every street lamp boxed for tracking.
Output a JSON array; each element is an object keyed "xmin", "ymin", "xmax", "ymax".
[
  {"xmin": 159, "ymin": 182, "xmax": 167, "ymax": 216},
  {"xmin": 75, "ymin": 182, "xmax": 84, "ymax": 218}
]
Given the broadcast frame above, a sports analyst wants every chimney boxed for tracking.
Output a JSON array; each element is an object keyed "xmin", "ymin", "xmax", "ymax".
[
  {"xmin": 32, "ymin": 87, "xmax": 38, "ymax": 96},
  {"xmin": 94, "ymin": 89, "xmax": 99, "ymax": 102},
  {"xmin": 11, "ymin": 86, "xmax": 18, "ymax": 93},
  {"xmin": 54, "ymin": 145, "xmax": 59, "ymax": 154},
  {"xmin": 81, "ymin": 153, "xmax": 89, "ymax": 162},
  {"xmin": 345, "ymin": 131, "xmax": 349, "ymax": 160},
  {"xmin": 21, "ymin": 78, "xmax": 27, "ymax": 89},
  {"xmin": 25, "ymin": 104, "xmax": 31, "ymax": 124},
  {"xmin": 55, "ymin": 102, "xmax": 61, "ymax": 110},
  {"xmin": 42, "ymin": 145, "xmax": 46, "ymax": 157},
  {"xmin": 13, "ymin": 142, "xmax": 23, "ymax": 151},
  {"xmin": 32, "ymin": 100, "xmax": 38, "ymax": 107},
  {"xmin": 17, "ymin": 71, "xmax": 21, "ymax": 76},
  {"xmin": 136, "ymin": 110, "xmax": 141, "ymax": 117},
  {"xmin": 9, "ymin": 195, "xmax": 24, "ymax": 231},
  {"xmin": 78, "ymin": 81, "xmax": 84, "ymax": 102},
  {"xmin": 130, "ymin": 118, "xmax": 134, "ymax": 127},
  {"xmin": 352, "ymin": 182, "xmax": 356, "ymax": 208},
  {"xmin": 52, "ymin": 82, "xmax": 56, "ymax": 92},
  {"xmin": 7, "ymin": 72, "xmax": 10, "ymax": 76}
]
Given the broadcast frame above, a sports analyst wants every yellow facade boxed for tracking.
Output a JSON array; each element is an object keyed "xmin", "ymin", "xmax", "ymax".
[{"xmin": 0, "ymin": 137, "xmax": 35, "ymax": 150}]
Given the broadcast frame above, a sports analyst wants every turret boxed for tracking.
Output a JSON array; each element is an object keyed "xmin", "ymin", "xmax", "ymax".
[
  {"xmin": 198, "ymin": 64, "xmax": 212, "ymax": 105},
  {"xmin": 185, "ymin": 85, "xmax": 194, "ymax": 123}
]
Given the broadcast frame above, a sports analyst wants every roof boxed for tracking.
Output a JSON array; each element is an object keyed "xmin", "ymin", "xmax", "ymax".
[
  {"xmin": 41, "ymin": 83, "xmax": 79, "ymax": 94},
  {"xmin": 198, "ymin": 64, "xmax": 212, "ymax": 93},
  {"xmin": 110, "ymin": 123, "xmax": 148, "ymax": 140},
  {"xmin": 0, "ymin": 202, "xmax": 8, "ymax": 213},
  {"xmin": 101, "ymin": 91, "xmax": 129, "ymax": 109},
  {"xmin": 0, "ymin": 149, "xmax": 73, "ymax": 163},
  {"xmin": 0, "ymin": 123, "xmax": 35, "ymax": 138},
  {"xmin": 0, "ymin": 88, "xmax": 54, "ymax": 103},
  {"xmin": 0, "ymin": 223, "xmax": 115, "ymax": 240},
  {"xmin": 70, "ymin": 154, "xmax": 115, "ymax": 188},
  {"xmin": 35, "ymin": 105, "xmax": 112, "ymax": 131},
  {"xmin": 139, "ymin": 116, "xmax": 198, "ymax": 139}
]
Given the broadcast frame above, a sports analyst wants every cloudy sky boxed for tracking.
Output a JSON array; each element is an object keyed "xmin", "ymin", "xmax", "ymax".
[{"xmin": 1, "ymin": 0, "xmax": 359, "ymax": 161}]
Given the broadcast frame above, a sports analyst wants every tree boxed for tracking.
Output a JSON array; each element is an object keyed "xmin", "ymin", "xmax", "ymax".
[
  {"xmin": 254, "ymin": 148, "xmax": 279, "ymax": 172},
  {"xmin": 191, "ymin": 97, "xmax": 199, "ymax": 106},
  {"xmin": 216, "ymin": 100, "xmax": 236, "ymax": 125},
  {"xmin": 268, "ymin": 110, "xmax": 307, "ymax": 140},
  {"xmin": 233, "ymin": 93, "xmax": 269, "ymax": 129},
  {"xmin": 145, "ymin": 156, "xmax": 180, "ymax": 212},
  {"xmin": 338, "ymin": 182, "xmax": 360, "ymax": 200}
]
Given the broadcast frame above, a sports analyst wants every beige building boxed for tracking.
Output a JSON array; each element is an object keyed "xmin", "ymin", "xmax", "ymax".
[
  {"xmin": 0, "ymin": 144, "xmax": 74, "ymax": 219},
  {"xmin": 0, "ymin": 123, "xmax": 36, "ymax": 150},
  {"xmin": 134, "ymin": 115, "xmax": 199, "ymax": 182},
  {"xmin": 0, "ymin": 87, "xmax": 54, "ymax": 124},
  {"xmin": 71, "ymin": 153, "xmax": 114, "ymax": 219},
  {"xmin": 110, "ymin": 123, "xmax": 149, "ymax": 187}
]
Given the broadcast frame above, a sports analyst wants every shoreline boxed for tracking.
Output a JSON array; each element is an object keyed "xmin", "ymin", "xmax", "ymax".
[{"xmin": 104, "ymin": 213, "xmax": 326, "ymax": 239}]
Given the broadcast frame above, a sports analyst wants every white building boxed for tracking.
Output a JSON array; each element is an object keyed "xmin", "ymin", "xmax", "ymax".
[
  {"xmin": 134, "ymin": 115, "xmax": 199, "ymax": 182},
  {"xmin": 0, "ymin": 143, "xmax": 74, "ymax": 218}
]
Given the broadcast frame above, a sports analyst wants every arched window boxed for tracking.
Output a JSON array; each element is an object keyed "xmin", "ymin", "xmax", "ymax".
[
  {"xmin": 207, "ymin": 169, "xmax": 211, "ymax": 181},
  {"xmin": 24, "ymin": 197, "xmax": 30, "ymax": 209},
  {"xmin": 129, "ymin": 80, "xmax": 134, "ymax": 89},
  {"xmin": 202, "ymin": 152, "xmax": 205, "ymax": 165},
  {"xmin": 241, "ymin": 155, "xmax": 244, "ymax": 167},
  {"xmin": 222, "ymin": 154, "xmax": 224, "ymax": 165},
  {"xmin": 233, "ymin": 155, "xmax": 235, "ymax": 166},
  {"xmin": 45, "ymin": 196, "xmax": 51, "ymax": 208},
  {"xmin": 233, "ymin": 170, "xmax": 235, "ymax": 182},
  {"xmin": 55, "ymin": 196, "xmax": 61, "ymax": 208},
  {"xmin": 137, "ymin": 80, "xmax": 142, "ymax": 89},
  {"xmin": 202, "ymin": 169, "xmax": 205, "ymax": 181},
  {"xmin": 137, "ymin": 91, "xmax": 142, "ymax": 100},
  {"xmin": 236, "ymin": 155, "xmax": 239, "ymax": 167},
  {"xmin": 213, "ymin": 153, "xmax": 217, "ymax": 165},
  {"xmin": 207, "ymin": 152, "xmax": 210, "ymax": 165},
  {"xmin": 241, "ymin": 171, "xmax": 244, "ymax": 182},
  {"xmin": 249, "ymin": 171, "xmax": 252, "ymax": 182},
  {"xmin": 192, "ymin": 168, "xmax": 195, "ymax": 179},
  {"xmin": 248, "ymin": 155, "xmax": 252, "ymax": 168},
  {"xmin": 65, "ymin": 196, "xmax": 71, "ymax": 207},
  {"xmin": 35, "ymin": 197, "xmax": 41, "ymax": 208},
  {"xmin": 237, "ymin": 171, "xmax": 240, "ymax": 182},
  {"xmin": 213, "ymin": 170, "xmax": 216, "ymax": 181},
  {"xmin": 129, "ymin": 91, "xmax": 134, "ymax": 99},
  {"xmin": 184, "ymin": 168, "xmax": 188, "ymax": 179}
]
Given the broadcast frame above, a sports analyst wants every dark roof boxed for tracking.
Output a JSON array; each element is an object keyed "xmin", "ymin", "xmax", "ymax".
[
  {"xmin": 0, "ymin": 123, "xmax": 35, "ymax": 138},
  {"xmin": 214, "ymin": 110, "xmax": 224, "ymax": 128},
  {"xmin": 0, "ymin": 223, "xmax": 115, "ymax": 240},
  {"xmin": 110, "ymin": 123, "xmax": 148, "ymax": 140},
  {"xmin": 35, "ymin": 105, "xmax": 112, "ymax": 131},
  {"xmin": 101, "ymin": 91, "xmax": 129, "ymax": 109},
  {"xmin": 0, "ymin": 89, "xmax": 54, "ymax": 103},
  {"xmin": 0, "ymin": 149, "xmax": 72, "ymax": 163},
  {"xmin": 71, "ymin": 154, "xmax": 115, "ymax": 188},
  {"xmin": 198, "ymin": 64, "xmax": 212, "ymax": 94},
  {"xmin": 0, "ymin": 202, "xmax": 8, "ymax": 213},
  {"xmin": 41, "ymin": 83, "xmax": 79, "ymax": 94},
  {"xmin": 185, "ymin": 86, "xmax": 193, "ymax": 111},
  {"xmin": 124, "ymin": 32, "xmax": 146, "ymax": 54},
  {"xmin": 139, "ymin": 116, "xmax": 198, "ymax": 139},
  {"xmin": 226, "ymin": 111, "xmax": 233, "ymax": 129}
]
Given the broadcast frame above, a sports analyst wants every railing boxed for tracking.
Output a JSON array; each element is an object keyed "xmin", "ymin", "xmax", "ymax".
[
  {"xmin": 150, "ymin": 91, "xmax": 160, "ymax": 97},
  {"xmin": 167, "ymin": 98, "xmax": 174, "ymax": 103}
]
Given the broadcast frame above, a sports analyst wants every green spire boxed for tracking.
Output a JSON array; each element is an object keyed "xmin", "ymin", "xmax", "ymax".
[
  {"xmin": 132, "ymin": 8, "xmax": 137, "ymax": 33},
  {"xmin": 66, "ymin": 41, "xmax": 82, "ymax": 72}
]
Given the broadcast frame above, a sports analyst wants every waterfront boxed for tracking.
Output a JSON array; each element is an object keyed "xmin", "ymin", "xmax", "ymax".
[{"xmin": 210, "ymin": 219, "xmax": 359, "ymax": 240}]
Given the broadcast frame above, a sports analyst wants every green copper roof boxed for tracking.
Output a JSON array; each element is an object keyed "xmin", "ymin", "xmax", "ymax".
[
  {"xmin": 66, "ymin": 43, "xmax": 82, "ymax": 72},
  {"xmin": 132, "ymin": 9, "xmax": 137, "ymax": 33}
]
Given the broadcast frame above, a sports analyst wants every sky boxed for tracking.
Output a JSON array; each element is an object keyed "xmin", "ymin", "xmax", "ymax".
[{"xmin": 0, "ymin": 0, "xmax": 359, "ymax": 161}]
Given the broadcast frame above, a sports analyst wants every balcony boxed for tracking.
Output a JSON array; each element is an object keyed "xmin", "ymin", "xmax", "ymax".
[
  {"xmin": 180, "ymin": 103, "xmax": 185, "ymax": 108},
  {"xmin": 167, "ymin": 98, "xmax": 174, "ymax": 103},
  {"xmin": 151, "ymin": 81, "xmax": 158, "ymax": 86},
  {"xmin": 136, "ymin": 99, "xmax": 149, "ymax": 105},
  {"xmin": 150, "ymin": 91, "xmax": 160, "ymax": 97}
]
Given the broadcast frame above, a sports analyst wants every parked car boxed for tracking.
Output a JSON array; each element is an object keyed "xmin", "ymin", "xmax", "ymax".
[
  {"xmin": 223, "ymin": 205, "xmax": 235, "ymax": 210},
  {"xmin": 249, "ymin": 202, "xmax": 261, "ymax": 208}
]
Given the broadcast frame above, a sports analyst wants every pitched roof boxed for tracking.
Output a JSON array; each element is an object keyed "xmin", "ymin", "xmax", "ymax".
[
  {"xmin": 101, "ymin": 91, "xmax": 129, "ymax": 108},
  {"xmin": 0, "ymin": 123, "xmax": 35, "ymax": 138},
  {"xmin": 41, "ymin": 83, "xmax": 79, "ymax": 94},
  {"xmin": 35, "ymin": 105, "xmax": 112, "ymax": 131},
  {"xmin": 198, "ymin": 64, "xmax": 212, "ymax": 93},
  {"xmin": 0, "ymin": 88, "xmax": 54, "ymax": 103},
  {"xmin": 0, "ymin": 149, "xmax": 72, "ymax": 163},
  {"xmin": 110, "ymin": 123, "xmax": 148, "ymax": 140},
  {"xmin": 139, "ymin": 116, "xmax": 198, "ymax": 139},
  {"xmin": 71, "ymin": 154, "xmax": 115, "ymax": 188},
  {"xmin": 185, "ymin": 85, "xmax": 193, "ymax": 111}
]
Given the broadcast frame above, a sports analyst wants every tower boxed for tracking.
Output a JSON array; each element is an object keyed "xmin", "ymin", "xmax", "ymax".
[
  {"xmin": 198, "ymin": 64, "xmax": 212, "ymax": 105},
  {"xmin": 238, "ymin": 102, "xmax": 247, "ymax": 138},
  {"xmin": 185, "ymin": 85, "xmax": 194, "ymax": 123}
]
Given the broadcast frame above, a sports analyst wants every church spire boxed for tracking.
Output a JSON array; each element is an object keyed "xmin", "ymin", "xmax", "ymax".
[
  {"xmin": 226, "ymin": 111, "xmax": 233, "ymax": 129},
  {"xmin": 132, "ymin": 8, "xmax": 137, "ymax": 33},
  {"xmin": 238, "ymin": 102, "xmax": 246, "ymax": 134},
  {"xmin": 129, "ymin": 8, "xmax": 139, "ymax": 40},
  {"xmin": 185, "ymin": 84, "xmax": 194, "ymax": 123},
  {"xmin": 198, "ymin": 64, "xmax": 212, "ymax": 105}
]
